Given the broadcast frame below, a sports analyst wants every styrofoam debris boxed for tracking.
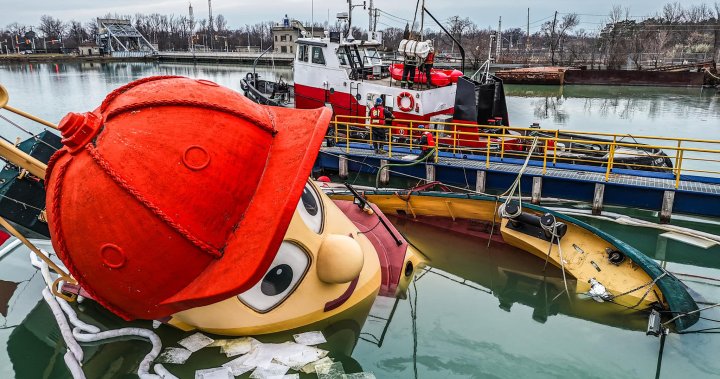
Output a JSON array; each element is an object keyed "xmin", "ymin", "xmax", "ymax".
[
  {"xmin": 222, "ymin": 337, "xmax": 260, "ymax": 357},
  {"xmin": 208, "ymin": 339, "xmax": 230, "ymax": 348},
  {"xmin": 222, "ymin": 356, "xmax": 254, "ymax": 376},
  {"xmin": 342, "ymin": 373, "xmax": 377, "ymax": 379},
  {"xmin": 152, "ymin": 320, "xmax": 162, "ymax": 329},
  {"xmin": 248, "ymin": 362, "xmax": 290, "ymax": 379},
  {"xmin": 316, "ymin": 362, "xmax": 345, "ymax": 379},
  {"xmin": 280, "ymin": 375, "xmax": 300, "ymax": 379},
  {"xmin": 179, "ymin": 332, "xmax": 215, "ymax": 352},
  {"xmin": 194, "ymin": 367, "xmax": 233, "ymax": 379},
  {"xmin": 300, "ymin": 357, "xmax": 334, "ymax": 374},
  {"xmin": 271, "ymin": 343, "xmax": 328, "ymax": 370},
  {"xmin": 156, "ymin": 347, "xmax": 192, "ymax": 364},
  {"xmin": 292, "ymin": 331, "xmax": 327, "ymax": 346}
]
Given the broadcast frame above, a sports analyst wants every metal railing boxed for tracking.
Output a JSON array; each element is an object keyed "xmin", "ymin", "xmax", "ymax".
[{"xmin": 329, "ymin": 115, "xmax": 720, "ymax": 189}]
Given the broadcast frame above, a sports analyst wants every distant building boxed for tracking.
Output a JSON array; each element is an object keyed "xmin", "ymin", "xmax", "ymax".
[
  {"xmin": 78, "ymin": 42, "xmax": 100, "ymax": 56},
  {"xmin": 271, "ymin": 18, "xmax": 324, "ymax": 54}
]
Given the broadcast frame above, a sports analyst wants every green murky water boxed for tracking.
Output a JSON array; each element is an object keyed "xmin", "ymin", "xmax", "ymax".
[{"xmin": 0, "ymin": 62, "xmax": 719, "ymax": 378}]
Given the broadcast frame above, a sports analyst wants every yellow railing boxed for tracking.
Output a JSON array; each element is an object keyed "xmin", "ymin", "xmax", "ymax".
[{"xmin": 329, "ymin": 115, "xmax": 720, "ymax": 189}]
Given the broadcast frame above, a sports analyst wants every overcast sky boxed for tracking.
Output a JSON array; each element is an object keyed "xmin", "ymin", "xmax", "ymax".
[{"xmin": 4, "ymin": 0, "xmax": 717, "ymax": 33}]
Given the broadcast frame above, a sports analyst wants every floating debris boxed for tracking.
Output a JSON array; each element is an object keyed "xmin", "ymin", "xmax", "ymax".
[
  {"xmin": 342, "ymin": 373, "xmax": 377, "ymax": 379},
  {"xmin": 316, "ymin": 362, "xmax": 345, "ymax": 379},
  {"xmin": 222, "ymin": 356, "xmax": 254, "ymax": 376},
  {"xmin": 179, "ymin": 332, "xmax": 215, "ymax": 352},
  {"xmin": 271, "ymin": 343, "xmax": 328, "ymax": 369},
  {"xmin": 293, "ymin": 331, "xmax": 327, "ymax": 346},
  {"xmin": 194, "ymin": 366, "xmax": 234, "ymax": 379},
  {"xmin": 301, "ymin": 357, "xmax": 334, "ymax": 374},
  {"xmin": 222, "ymin": 337, "xmax": 260, "ymax": 357},
  {"xmin": 249, "ymin": 362, "xmax": 290, "ymax": 378},
  {"xmin": 156, "ymin": 347, "xmax": 192, "ymax": 364}
]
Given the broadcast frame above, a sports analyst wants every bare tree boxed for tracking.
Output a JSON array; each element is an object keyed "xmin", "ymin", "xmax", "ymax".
[
  {"xmin": 215, "ymin": 14, "xmax": 227, "ymax": 34},
  {"xmin": 38, "ymin": 15, "xmax": 65, "ymax": 40}
]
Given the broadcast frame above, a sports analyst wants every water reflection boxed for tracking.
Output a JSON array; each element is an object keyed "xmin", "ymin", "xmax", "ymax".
[{"xmin": 505, "ymin": 84, "xmax": 719, "ymax": 141}]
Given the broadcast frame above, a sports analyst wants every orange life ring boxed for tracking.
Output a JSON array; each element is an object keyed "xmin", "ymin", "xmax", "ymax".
[{"xmin": 397, "ymin": 92, "xmax": 415, "ymax": 112}]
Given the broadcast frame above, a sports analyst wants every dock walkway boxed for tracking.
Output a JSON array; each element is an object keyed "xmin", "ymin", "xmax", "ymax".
[{"xmin": 317, "ymin": 144, "xmax": 720, "ymax": 220}]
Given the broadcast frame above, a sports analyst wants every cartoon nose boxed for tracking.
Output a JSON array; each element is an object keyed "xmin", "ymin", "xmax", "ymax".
[{"xmin": 317, "ymin": 234, "xmax": 364, "ymax": 284}]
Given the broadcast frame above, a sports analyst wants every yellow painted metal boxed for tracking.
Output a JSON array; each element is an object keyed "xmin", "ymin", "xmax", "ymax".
[
  {"xmin": 553, "ymin": 130, "xmax": 559, "ymax": 165},
  {"xmin": 329, "ymin": 116, "xmax": 720, "ymax": 183},
  {"xmin": 675, "ymin": 150, "xmax": 684, "ymax": 189},
  {"xmin": 0, "ymin": 138, "xmax": 47, "ymax": 179},
  {"xmin": 485, "ymin": 135, "xmax": 491, "ymax": 168}
]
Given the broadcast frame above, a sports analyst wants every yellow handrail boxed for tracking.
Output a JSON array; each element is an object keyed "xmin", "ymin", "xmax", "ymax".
[{"xmin": 328, "ymin": 116, "xmax": 720, "ymax": 189}]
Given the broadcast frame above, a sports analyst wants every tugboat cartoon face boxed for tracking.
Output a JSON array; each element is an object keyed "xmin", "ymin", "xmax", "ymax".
[
  {"xmin": 43, "ymin": 76, "xmax": 381, "ymax": 334},
  {"xmin": 169, "ymin": 180, "xmax": 382, "ymax": 335}
]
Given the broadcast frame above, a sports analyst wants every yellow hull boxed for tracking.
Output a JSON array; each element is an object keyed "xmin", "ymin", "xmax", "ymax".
[{"xmin": 331, "ymin": 192, "xmax": 663, "ymax": 310}]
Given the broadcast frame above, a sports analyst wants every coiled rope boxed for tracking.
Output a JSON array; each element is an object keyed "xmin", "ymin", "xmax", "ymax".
[{"xmin": 30, "ymin": 249, "xmax": 177, "ymax": 379}]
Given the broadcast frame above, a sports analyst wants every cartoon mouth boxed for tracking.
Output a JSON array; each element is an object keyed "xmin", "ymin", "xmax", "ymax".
[{"xmin": 323, "ymin": 276, "xmax": 359, "ymax": 312}]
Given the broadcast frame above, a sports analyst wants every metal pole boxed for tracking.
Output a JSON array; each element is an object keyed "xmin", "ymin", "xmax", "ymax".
[
  {"xmin": 497, "ymin": 16, "xmax": 501, "ymax": 61},
  {"xmin": 526, "ymin": 8, "xmax": 530, "ymax": 52}
]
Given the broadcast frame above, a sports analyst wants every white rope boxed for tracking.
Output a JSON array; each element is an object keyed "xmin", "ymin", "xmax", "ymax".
[
  {"xmin": 498, "ymin": 136, "xmax": 540, "ymax": 219},
  {"xmin": 539, "ymin": 214, "xmax": 571, "ymax": 301},
  {"xmin": 663, "ymin": 302, "xmax": 720, "ymax": 326},
  {"xmin": 30, "ymin": 246, "xmax": 178, "ymax": 379}
]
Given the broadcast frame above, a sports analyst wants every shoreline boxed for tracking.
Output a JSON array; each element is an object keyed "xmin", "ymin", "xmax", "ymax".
[{"xmin": 0, "ymin": 54, "xmax": 154, "ymax": 63}]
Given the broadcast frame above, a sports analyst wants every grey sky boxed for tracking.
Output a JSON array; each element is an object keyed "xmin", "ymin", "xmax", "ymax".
[{"xmin": 4, "ymin": 0, "xmax": 717, "ymax": 33}]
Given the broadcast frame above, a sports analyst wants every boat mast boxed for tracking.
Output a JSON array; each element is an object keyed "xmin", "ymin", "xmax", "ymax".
[{"xmin": 420, "ymin": 0, "xmax": 425, "ymax": 40}]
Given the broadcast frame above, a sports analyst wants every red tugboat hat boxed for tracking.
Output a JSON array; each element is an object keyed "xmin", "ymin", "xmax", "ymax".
[{"xmin": 45, "ymin": 76, "xmax": 332, "ymax": 320}]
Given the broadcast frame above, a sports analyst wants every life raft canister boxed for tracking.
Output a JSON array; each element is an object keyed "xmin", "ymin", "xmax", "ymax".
[{"xmin": 397, "ymin": 92, "xmax": 414, "ymax": 112}]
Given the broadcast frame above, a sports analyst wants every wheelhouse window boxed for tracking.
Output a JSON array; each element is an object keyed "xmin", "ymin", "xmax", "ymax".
[
  {"xmin": 311, "ymin": 46, "xmax": 325, "ymax": 65},
  {"xmin": 336, "ymin": 48, "xmax": 348, "ymax": 66},
  {"xmin": 297, "ymin": 45, "xmax": 309, "ymax": 62}
]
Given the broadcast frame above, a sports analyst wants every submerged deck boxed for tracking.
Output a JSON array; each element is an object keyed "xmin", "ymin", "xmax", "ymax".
[{"xmin": 316, "ymin": 144, "xmax": 720, "ymax": 220}]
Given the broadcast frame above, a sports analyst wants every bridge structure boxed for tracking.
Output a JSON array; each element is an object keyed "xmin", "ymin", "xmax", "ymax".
[{"xmin": 96, "ymin": 18, "xmax": 156, "ymax": 57}]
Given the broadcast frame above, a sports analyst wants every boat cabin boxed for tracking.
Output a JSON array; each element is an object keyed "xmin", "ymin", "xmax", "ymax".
[{"xmin": 292, "ymin": 32, "xmax": 457, "ymax": 124}]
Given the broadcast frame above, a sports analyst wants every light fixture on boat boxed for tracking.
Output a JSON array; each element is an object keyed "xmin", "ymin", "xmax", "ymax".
[{"xmin": 646, "ymin": 309, "xmax": 666, "ymax": 336}]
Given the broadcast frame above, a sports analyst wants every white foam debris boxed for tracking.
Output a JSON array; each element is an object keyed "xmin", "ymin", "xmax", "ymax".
[
  {"xmin": 280, "ymin": 375, "xmax": 300, "ymax": 379},
  {"xmin": 293, "ymin": 331, "xmax": 327, "ymax": 346},
  {"xmin": 316, "ymin": 362, "xmax": 345, "ymax": 379},
  {"xmin": 178, "ymin": 332, "xmax": 215, "ymax": 352},
  {"xmin": 300, "ymin": 357, "xmax": 334, "ymax": 374},
  {"xmin": 342, "ymin": 373, "xmax": 377, "ymax": 379},
  {"xmin": 222, "ymin": 356, "xmax": 254, "ymax": 376},
  {"xmin": 194, "ymin": 366, "xmax": 234, "ymax": 379},
  {"xmin": 208, "ymin": 339, "xmax": 230, "ymax": 348},
  {"xmin": 222, "ymin": 337, "xmax": 261, "ymax": 357},
  {"xmin": 156, "ymin": 347, "xmax": 192, "ymax": 364},
  {"xmin": 272, "ymin": 343, "xmax": 328, "ymax": 370},
  {"xmin": 152, "ymin": 320, "xmax": 162, "ymax": 329},
  {"xmin": 249, "ymin": 362, "xmax": 290, "ymax": 379}
]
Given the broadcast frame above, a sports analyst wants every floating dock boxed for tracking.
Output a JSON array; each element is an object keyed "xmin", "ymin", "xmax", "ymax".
[{"xmin": 314, "ymin": 118, "xmax": 720, "ymax": 221}]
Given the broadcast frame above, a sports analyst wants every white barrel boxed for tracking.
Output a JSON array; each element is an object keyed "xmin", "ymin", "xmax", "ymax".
[{"xmin": 398, "ymin": 39, "xmax": 432, "ymax": 59}]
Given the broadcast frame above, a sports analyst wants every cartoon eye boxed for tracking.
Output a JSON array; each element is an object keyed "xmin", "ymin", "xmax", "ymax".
[
  {"xmin": 238, "ymin": 242, "xmax": 310, "ymax": 313},
  {"xmin": 296, "ymin": 182, "xmax": 323, "ymax": 233}
]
